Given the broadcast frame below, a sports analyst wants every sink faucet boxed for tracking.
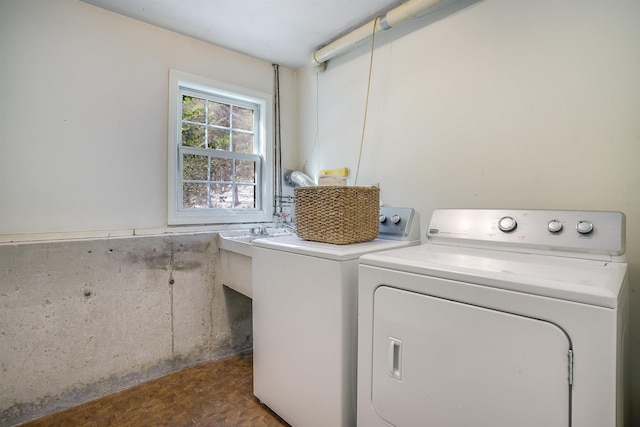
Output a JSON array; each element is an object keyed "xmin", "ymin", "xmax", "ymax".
[
  {"xmin": 251, "ymin": 224, "xmax": 268, "ymax": 235},
  {"xmin": 280, "ymin": 222, "xmax": 296, "ymax": 233},
  {"xmin": 275, "ymin": 212, "xmax": 296, "ymax": 233}
]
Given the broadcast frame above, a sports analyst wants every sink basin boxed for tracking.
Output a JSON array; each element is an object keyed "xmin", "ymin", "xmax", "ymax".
[
  {"xmin": 218, "ymin": 227, "xmax": 295, "ymax": 298},
  {"xmin": 218, "ymin": 227, "xmax": 294, "ymax": 257}
]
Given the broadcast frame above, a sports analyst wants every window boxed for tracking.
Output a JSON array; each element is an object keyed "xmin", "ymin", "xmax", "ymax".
[{"xmin": 168, "ymin": 70, "xmax": 273, "ymax": 225}]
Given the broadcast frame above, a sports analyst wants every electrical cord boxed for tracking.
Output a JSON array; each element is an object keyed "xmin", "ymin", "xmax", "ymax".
[{"xmin": 354, "ymin": 16, "xmax": 379, "ymax": 186}]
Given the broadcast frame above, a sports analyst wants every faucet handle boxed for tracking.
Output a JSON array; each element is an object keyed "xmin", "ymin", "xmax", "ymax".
[{"xmin": 251, "ymin": 225, "xmax": 267, "ymax": 235}]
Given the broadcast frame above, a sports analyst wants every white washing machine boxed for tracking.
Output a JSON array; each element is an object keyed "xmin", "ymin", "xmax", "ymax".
[
  {"xmin": 357, "ymin": 209, "xmax": 628, "ymax": 427},
  {"xmin": 252, "ymin": 207, "xmax": 421, "ymax": 427}
]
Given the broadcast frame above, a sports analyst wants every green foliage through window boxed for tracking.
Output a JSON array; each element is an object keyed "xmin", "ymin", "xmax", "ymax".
[{"xmin": 179, "ymin": 91, "xmax": 259, "ymax": 210}]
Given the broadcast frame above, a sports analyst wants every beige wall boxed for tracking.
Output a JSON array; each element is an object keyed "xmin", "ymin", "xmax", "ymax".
[
  {"xmin": 0, "ymin": 0, "xmax": 297, "ymax": 239},
  {"xmin": 296, "ymin": 0, "xmax": 640, "ymax": 423}
]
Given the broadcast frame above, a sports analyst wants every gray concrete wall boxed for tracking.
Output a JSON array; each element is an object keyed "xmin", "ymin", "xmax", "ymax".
[{"xmin": 0, "ymin": 233, "xmax": 252, "ymax": 426}]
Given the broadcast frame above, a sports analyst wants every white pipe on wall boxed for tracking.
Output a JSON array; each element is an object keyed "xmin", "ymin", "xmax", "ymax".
[{"xmin": 311, "ymin": 0, "xmax": 443, "ymax": 69}]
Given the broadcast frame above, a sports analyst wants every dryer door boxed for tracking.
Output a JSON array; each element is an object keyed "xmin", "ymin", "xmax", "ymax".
[{"xmin": 371, "ymin": 285, "xmax": 571, "ymax": 427}]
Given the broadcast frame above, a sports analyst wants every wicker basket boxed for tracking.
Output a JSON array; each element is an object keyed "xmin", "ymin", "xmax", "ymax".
[{"xmin": 294, "ymin": 186, "xmax": 380, "ymax": 244}]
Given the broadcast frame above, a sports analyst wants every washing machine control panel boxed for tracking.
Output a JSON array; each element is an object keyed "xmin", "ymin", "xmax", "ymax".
[
  {"xmin": 427, "ymin": 209, "xmax": 625, "ymax": 257},
  {"xmin": 379, "ymin": 207, "xmax": 420, "ymax": 241}
]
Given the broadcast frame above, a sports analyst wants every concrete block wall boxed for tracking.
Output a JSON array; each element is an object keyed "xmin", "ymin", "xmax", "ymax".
[{"xmin": 0, "ymin": 233, "xmax": 252, "ymax": 426}]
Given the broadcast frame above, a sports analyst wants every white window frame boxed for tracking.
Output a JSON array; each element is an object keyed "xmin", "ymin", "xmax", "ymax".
[{"xmin": 168, "ymin": 70, "xmax": 273, "ymax": 225}]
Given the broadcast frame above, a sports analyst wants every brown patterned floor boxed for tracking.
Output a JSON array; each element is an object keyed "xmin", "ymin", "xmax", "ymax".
[{"xmin": 20, "ymin": 352, "xmax": 289, "ymax": 427}]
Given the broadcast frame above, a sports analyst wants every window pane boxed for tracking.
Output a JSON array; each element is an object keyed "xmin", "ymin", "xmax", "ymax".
[
  {"xmin": 182, "ymin": 96, "xmax": 206, "ymax": 123},
  {"xmin": 235, "ymin": 184, "xmax": 256, "ymax": 208},
  {"xmin": 208, "ymin": 127, "xmax": 230, "ymax": 150},
  {"xmin": 208, "ymin": 102, "xmax": 230, "ymax": 127},
  {"xmin": 236, "ymin": 159, "xmax": 256, "ymax": 183},
  {"xmin": 211, "ymin": 157, "xmax": 232, "ymax": 182},
  {"xmin": 182, "ymin": 123, "xmax": 206, "ymax": 147},
  {"xmin": 232, "ymin": 106, "xmax": 254, "ymax": 131},
  {"xmin": 183, "ymin": 183, "xmax": 208, "ymax": 209},
  {"xmin": 172, "ymin": 72, "xmax": 270, "ymax": 224},
  {"xmin": 211, "ymin": 184, "xmax": 233, "ymax": 208},
  {"xmin": 183, "ymin": 154, "xmax": 208, "ymax": 181},
  {"xmin": 232, "ymin": 131, "xmax": 253, "ymax": 153}
]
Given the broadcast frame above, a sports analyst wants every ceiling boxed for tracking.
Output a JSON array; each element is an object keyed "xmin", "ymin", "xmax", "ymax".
[{"xmin": 81, "ymin": 0, "xmax": 407, "ymax": 70}]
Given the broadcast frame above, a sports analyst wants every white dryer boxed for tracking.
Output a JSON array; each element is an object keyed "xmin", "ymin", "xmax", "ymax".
[
  {"xmin": 357, "ymin": 209, "xmax": 628, "ymax": 427},
  {"xmin": 253, "ymin": 207, "xmax": 420, "ymax": 427}
]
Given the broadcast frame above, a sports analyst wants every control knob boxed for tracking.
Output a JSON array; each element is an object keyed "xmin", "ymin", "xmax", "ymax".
[
  {"xmin": 391, "ymin": 214, "xmax": 401, "ymax": 224},
  {"xmin": 498, "ymin": 216, "xmax": 517, "ymax": 232},
  {"xmin": 576, "ymin": 220, "xmax": 593, "ymax": 234},
  {"xmin": 547, "ymin": 219, "xmax": 563, "ymax": 233},
  {"xmin": 379, "ymin": 214, "xmax": 387, "ymax": 223}
]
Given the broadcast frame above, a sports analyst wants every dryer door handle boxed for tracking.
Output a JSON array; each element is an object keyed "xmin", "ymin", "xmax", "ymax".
[{"xmin": 388, "ymin": 337, "xmax": 403, "ymax": 381}]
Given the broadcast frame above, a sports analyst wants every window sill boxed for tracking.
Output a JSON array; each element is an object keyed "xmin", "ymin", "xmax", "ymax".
[{"xmin": 0, "ymin": 223, "xmax": 275, "ymax": 244}]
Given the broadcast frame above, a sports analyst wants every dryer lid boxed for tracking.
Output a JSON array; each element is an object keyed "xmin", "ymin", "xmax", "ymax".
[{"xmin": 360, "ymin": 243, "xmax": 627, "ymax": 308}]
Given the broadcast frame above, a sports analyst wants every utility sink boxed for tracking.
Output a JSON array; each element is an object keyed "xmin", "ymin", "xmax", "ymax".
[
  {"xmin": 218, "ymin": 227, "xmax": 294, "ymax": 257},
  {"xmin": 218, "ymin": 227, "xmax": 294, "ymax": 299}
]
